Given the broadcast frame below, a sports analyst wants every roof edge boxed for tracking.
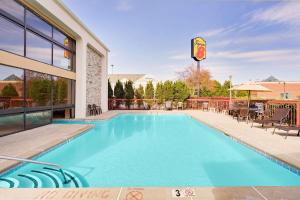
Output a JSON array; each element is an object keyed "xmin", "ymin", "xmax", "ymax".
[{"xmin": 54, "ymin": 0, "xmax": 110, "ymax": 52}]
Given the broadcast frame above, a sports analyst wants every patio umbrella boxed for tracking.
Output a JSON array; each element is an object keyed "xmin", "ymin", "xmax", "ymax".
[{"xmin": 229, "ymin": 82, "xmax": 271, "ymax": 109}]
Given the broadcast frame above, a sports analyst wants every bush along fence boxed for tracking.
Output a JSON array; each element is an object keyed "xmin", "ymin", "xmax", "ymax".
[{"xmin": 108, "ymin": 79, "xmax": 300, "ymax": 126}]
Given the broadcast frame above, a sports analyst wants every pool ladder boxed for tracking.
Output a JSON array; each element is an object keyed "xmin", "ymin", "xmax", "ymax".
[{"xmin": 0, "ymin": 155, "xmax": 70, "ymax": 184}]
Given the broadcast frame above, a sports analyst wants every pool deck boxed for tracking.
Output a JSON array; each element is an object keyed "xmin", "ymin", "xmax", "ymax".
[
  {"xmin": 1, "ymin": 186, "xmax": 300, "ymax": 200},
  {"xmin": 1, "ymin": 110, "xmax": 300, "ymax": 199},
  {"xmin": 0, "ymin": 124, "xmax": 93, "ymax": 173}
]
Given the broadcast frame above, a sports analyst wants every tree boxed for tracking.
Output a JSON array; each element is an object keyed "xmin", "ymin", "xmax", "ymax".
[
  {"xmin": 135, "ymin": 84, "xmax": 144, "ymax": 108},
  {"xmin": 145, "ymin": 81, "xmax": 154, "ymax": 107},
  {"xmin": 163, "ymin": 80, "xmax": 174, "ymax": 101},
  {"xmin": 145, "ymin": 81, "xmax": 154, "ymax": 99},
  {"xmin": 211, "ymin": 80, "xmax": 222, "ymax": 96},
  {"xmin": 155, "ymin": 82, "xmax": 164, "ymax": 104},
  {"xmin": 221, "ymin": 80, "xmax": 231, "ymax": 97},
  {"xmin": 173, "ymin": 80, "xmax": 190, "ymax": 102},
  {"xmin": 114, "ymin": 80, "xmax": 124, "ymax": 107},
  {"xmin": 1, "ymin": 83, "xmax": 18, "ymax": 97},
  {"xmin": 108, "ymin": 79, "xmax": 113, "ymax": 98},
  {"xmin": 177, "ymin": 65, "xmax": 215, "ymax": 96},
  {"xmin": 124, "ymin": 81, "xmax": 134, "ymax": 108}
]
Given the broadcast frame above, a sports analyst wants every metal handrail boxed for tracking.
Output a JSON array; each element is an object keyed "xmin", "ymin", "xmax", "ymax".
[{"xmin": 0, "ymin": 155, "xmax": 70, "ymax": 184}]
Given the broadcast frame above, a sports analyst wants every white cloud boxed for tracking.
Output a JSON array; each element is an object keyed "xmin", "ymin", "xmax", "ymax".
[
  {"xmin": 211, "ymin": 49, "xmax": 300, "ymax": 64},
  {"xmin": 250, "ymin": 1, "xmax": 300, "ymax": 26},
  {"xmin": 116, "ymin": 0, "xmax": 133, "ymax": 11}
]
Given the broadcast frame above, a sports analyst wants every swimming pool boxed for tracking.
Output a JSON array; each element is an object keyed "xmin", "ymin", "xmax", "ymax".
[{"xmin": 1, "ymin": 114, "xmax": 300, "ymax": 188}]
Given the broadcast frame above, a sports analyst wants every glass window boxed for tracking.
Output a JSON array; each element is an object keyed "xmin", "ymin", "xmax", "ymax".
[
  {"xmin": 53, "ymin": 45, "xmax": 72, "ymax": 70},
  {"xmin": 0, "ymin": 65, "xmax": 24, "ymax": 110},
  {"xmin": 53, "ymin": 28, "xmax": 71, "ymax": 47},
  {"xmin": 25, "ymin": 71, "xmax": 52, "ymax": 107},
  {"xmin": 53, "ymin": 76, "xmax": 72, "ymax": 106},
  {"xmin": 26, "ymin": 10, "xmax": 52, "ymax": 37},
  {"xmin": 0, "ymin": 114, "xmax": 24, "ymax": 136},
  {"xmin": 0, "ymin": 16, "xmax": 24, "ymax": 55},
  {"xmin": 26, "ymin": 31, "xmax": 52, "ymax": 64},
  {"xmin": 0, "ymin": 0, "xmax": 24, "ymax": 22},
  {"xmin": 25, "ymin": 111, "xmax": 51, "ymax": 129}
]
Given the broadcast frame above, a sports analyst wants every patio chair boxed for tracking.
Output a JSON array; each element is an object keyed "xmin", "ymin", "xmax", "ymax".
[
  {"xmin": 165, "ymin": 101, "xmax": 172, "ymax": 110},
  {"xmin": 92, "ymin": 104, "xmax": 102, "ymax": 115},
  {"xmin": 87, "ymin": 104, "xmax": 94, "ymax": 116},
  {"xmin": 202, "ymin": 102, "xmax": 209, "ymax": 111},
  {"xmin": 274, "ymin": 126, "xmax": 300, "ymax": 139},
  {"xmin": 251, "ymin": 108, "xmax": 290, "ymax": 130},
  {"xmin": 237, "ymin": 109, "xmax": 249, "ymax": 123},
  {"xmin": 177, "ymin": 102, "xmax": 183, "ymax": 110}
]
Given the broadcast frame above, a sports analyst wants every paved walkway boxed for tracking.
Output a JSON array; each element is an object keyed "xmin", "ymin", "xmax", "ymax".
[
  {"xmin": 1, "ymin": 186, "xmax": 300, "ymax": 200},
  {"xmin": 0, "ymin": 124, "xmax": 93, "ymax": 173}
]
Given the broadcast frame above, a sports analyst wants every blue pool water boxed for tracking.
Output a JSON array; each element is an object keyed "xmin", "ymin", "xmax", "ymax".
[{"xmin": 2, "ymin": 114, "xmax": 300, "ymax": 187}]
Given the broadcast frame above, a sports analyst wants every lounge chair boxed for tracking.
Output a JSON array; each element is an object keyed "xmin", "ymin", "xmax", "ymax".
[
  {"xmin": 165, "ymin": 101, "xmax": 172, "ymax": 110},
  {"xmin": 251, "ymin": 108, "xmax": 290, "ymax": 129},
  {"xmin": 202, "ymin": 102, "xmax": 209, "ymax": 111},
  {"xmin": 274, "ymin": 125, "xmax": 300, "ymax": 139},
  {"xmin": 177, "ymin": 102, "xmax": 183, "ymax": 110},
  {"xmin": 92, "ymin": 104, "xmax": 102, "ymax": 115}
]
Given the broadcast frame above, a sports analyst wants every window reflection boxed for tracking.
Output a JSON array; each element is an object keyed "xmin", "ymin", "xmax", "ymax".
[
  {"xmin": 25, "ymin": 71, "xmax": 52, "ymax": 107},
  {"xmin": 53, "ymin": 76, "xmax": 72, "ymax": 106},
  {"xmin": 0, "ymin": 114, "xmax": 24, "ymax": 136},
  {"xmin": 0, "ymin": 17, "xmax": 24, "ymax": 55},
  {"xmin": 53, "ymin": 45, "xmax": 72, "ymax": 70},
  {"xmin": 26, "ymin": 111, "xmax": 51, "ymax": 129},
  {"xmin": 26, "ymin": 31, "xmax": 52, "ymax": 64},
  {"xmin": 53, "ymin": 28, "xmax": 72, "ymax": 48},
  {"xmin": 0, "ymin": 65, "xmax": 24, "ymax": 110},
  {"xmin": 0, "ymin": 0, "xmax": 24, "ymax": 22},
  {"xmin": 26, "ymin": 10, "xmax": 52, "ymax": 37}
]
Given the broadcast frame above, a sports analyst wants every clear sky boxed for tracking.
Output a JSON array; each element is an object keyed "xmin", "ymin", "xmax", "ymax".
[{"xmin": 63, "ymin": 0, "xmax": 300, "ymax": 84}]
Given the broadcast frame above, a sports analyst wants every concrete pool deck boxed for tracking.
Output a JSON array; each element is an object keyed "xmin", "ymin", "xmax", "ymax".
[
  {"xmin": 1, "ymin": 110, "xmax": 300, "ymax": 199},
  {"xmin": 1, "ymin": 186, "xmax": 300, "ymax": 200},
  {"xmin": 0, "ymin": 124, "xmax": 93, "ymax": 173}
]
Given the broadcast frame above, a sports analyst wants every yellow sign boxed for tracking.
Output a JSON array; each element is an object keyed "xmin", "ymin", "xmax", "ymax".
[{"xmin": 191, "ymin": 37, "xmax": 206, "ymax": 61}]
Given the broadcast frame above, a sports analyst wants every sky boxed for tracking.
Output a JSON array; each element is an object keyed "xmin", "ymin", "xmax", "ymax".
[{"xmin": 63, "ymin": 0, "xmax": 300, "ymax": 84}]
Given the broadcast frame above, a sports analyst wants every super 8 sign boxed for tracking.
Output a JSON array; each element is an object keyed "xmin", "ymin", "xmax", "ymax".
[{"xmin": 191, "ymin": 37, "xmax": 206, "ymax": 61}]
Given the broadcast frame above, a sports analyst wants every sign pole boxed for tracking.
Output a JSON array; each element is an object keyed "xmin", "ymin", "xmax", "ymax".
[{"xmin": 197, "ymin": 61, "xmax": 200, "ymax": 97}]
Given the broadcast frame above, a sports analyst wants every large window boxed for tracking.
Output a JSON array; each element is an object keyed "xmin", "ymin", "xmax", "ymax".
[
  {"xmin": 53, "ymin": 45, "xmax": 72, "ymax": 70},
  {"xmin": 26, "ymin": 111, "xmax": 51, "ymax": 129},
  {"xmin": 0, "ymin": 0, "xmax": 76, "ymax": 71},
  {"xmin": 26, "ymin": 10, "xmax": 52, "ymax": 37},
  {"xmin": 0, "ymin": 64, "xmax": 75, "ymax": 136},
  {"xmin": 53, "ymin": 76, "xmax": 72, "ymax": 107},
  {"xmin": 0, "ymin": 65, "xmax": 24, "ymax": 110},
  {"xmin": 0, "ymin": 0, "xmax": 24, "ymax": 22},
  {"xmin": 26, "ymin": 31, "xmax": 52, "ymax": 64},
  {"xmin": 25, "ymin": 71, "xmax": 52, "ymax": 107},
  {"xmin": 0, "ymin": 114, "xmax": 24, "ymax": 136},
  {"xmin": 0, "ymin": 16, "xmax": 24, "ymax": 55}
]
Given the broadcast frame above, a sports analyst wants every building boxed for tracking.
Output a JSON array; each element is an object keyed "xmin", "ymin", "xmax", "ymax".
[
  {"xmin": 253, "ymin": 81, "xmax": 300, "ymax": 100},
  {"xmin": 0, "ymin": 0, "xmax": 109, "ymax": 136},
  {"xmin": 108, "ymin": 74, "xmax": 157, "ymax": 92}
]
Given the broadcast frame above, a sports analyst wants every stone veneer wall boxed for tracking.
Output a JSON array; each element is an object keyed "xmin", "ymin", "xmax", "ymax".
[{"xmin": 86, "ymin": 46, "xmax": 102, "ymax": 115}]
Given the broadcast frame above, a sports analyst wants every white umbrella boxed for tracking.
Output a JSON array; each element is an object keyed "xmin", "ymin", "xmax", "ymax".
[{"xmin": 229, "ymin": 82, "xmax": 271, "ymax": 109}]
